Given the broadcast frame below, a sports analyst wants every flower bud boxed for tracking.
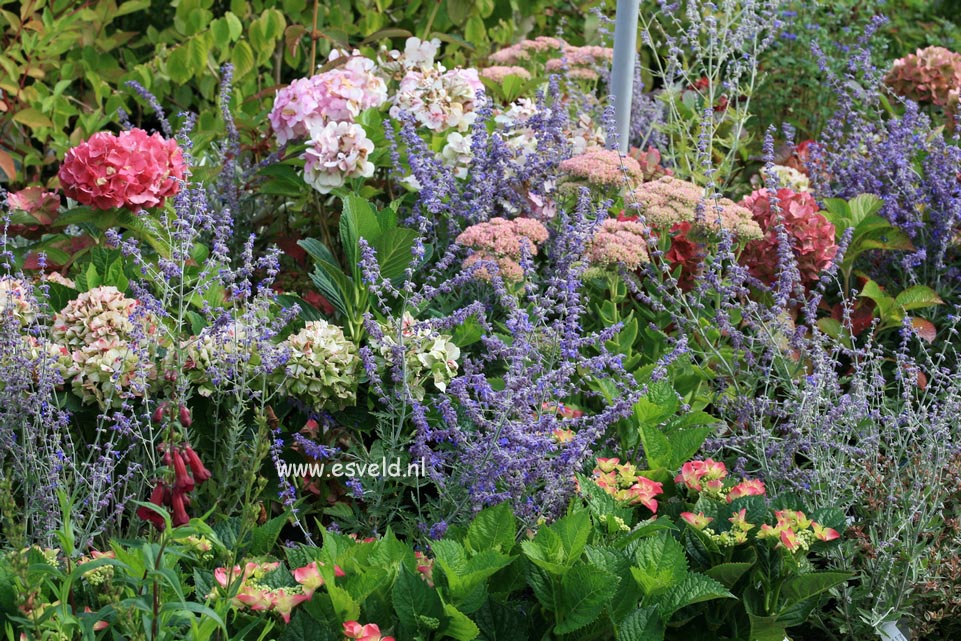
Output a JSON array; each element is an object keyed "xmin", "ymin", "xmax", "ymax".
[{"xmin": 179, "ymin": 405, "xmax": 192, "ymax": 427}]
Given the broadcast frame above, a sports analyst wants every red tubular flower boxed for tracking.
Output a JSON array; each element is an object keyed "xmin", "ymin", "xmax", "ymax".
[
  {"xmin": 169, "ymin": 448, "xmax": 194, "ymax": 493},
  {"xmin": 136, "ymin": 482, "xmax": 168, "ymax": 530},
  {"xmin": 178, "ymin": 404, "xmax": 192, "ymax": 427},
  {"xmin": 183, "ymin": 446, "xmax": 211, "ymax": 484},
  {"xmin": 170, "ymin": 488, "xmax": 190, "ymax": 526}
]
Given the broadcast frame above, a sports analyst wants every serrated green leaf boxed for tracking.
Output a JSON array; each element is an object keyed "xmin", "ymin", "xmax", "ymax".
[
  {"xmin": 441, "ymin": 603, "xmax": 480, "ymax": 641},
  {"xmin": 652, "ymin": 572, "xmax": 732, "ymax": 617},
  {"xmin": 555, "ymin": 564, "xmax": 618, "ymax": 634},
  {"xmin": 895, "ymin": 284, "xmax": 943, "ymax": 311},
  {"xmin": 704, "ymin": 561, "xmax": 754, "ymax": 588},
  {"xmin": 631, "ymin": 534, "xmax": 687, "ymax": 596},
  {"xmin": 467, "ymin": 502, "xmax": 515, "ymax": 553},
  {"xmin": 615, "ymin": 606, "xmax": 664, "ymax": 641},
  {"xmin": 779, "ymin": 571, "xmax": 851, "ymax": 605},
  {"xmin": 393, "ymin": 566, "xmax": 444, "ymax": 632}
]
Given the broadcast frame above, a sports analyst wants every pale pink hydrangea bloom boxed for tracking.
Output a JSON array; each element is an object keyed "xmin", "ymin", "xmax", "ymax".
[
  {"xmin": 0, "ymin": 276, "xmax": 36, "ymax": 325},
  {"xmin": 52, "ymin": 286, "xmax": 140, "ymax": 347},
  {"xmin": 559, "ymin": 147, "xmax": 644, "ymax": 187},
  {"xmin": 379, "ymin": 37, "xmax": 442, "ymax": 79},
  {"xmin": 479, "ymin": 65, "xmax": 532, "ymax": 83},
  {"xmin": 440, "ymin": 132, "xmax": 473, "ymax": 179},
  {"xmin": 456, "ymin": 217, "xmax": 549, "ymax": 282},
  {"xmin": 302, "ymin": 121, "xmax": 375, "ymax": 194},
  {"xmin": 630, "ymin": 176, "xmax": 762, "ymax": 241},
  {"xmin": 58, "ymin": 128, "xmax": 185, "ymax": 211},
  {"xmin": 390, "ymin": 66, "xmax": 484, "ymax": 132},
  {"xmin": 568, "ymin": 114, "xmax": 606, "ymax": 156},
  {"xmin": 586, "ymin": 219, "xmax": 649, "ymax": 270},
  {"xmin": 268, "ymin": 51, "xmax": 387, "ymax": 144},
  {"xmin": 493, "ymin": 98, "xmax": 541, "ymax": 157}
]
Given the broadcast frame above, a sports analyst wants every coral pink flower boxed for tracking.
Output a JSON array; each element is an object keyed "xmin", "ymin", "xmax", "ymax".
[
  {"xmin": 414, "ymin": 551, "xmax": 435, "ymax": 587},
  {"xmin": 626, "ymin": 477, "xmax": 663, "ymax": 513},
  {"xmin": 727, "ymin": 479, "xmax": 766, "ymax": 502},
  {"xmin": 343, "ymin": 621, "xmax": 394, "ymax": 641},
  {"xmin": 595, "ymin": 458, "xmax": 620, "ymax": 473},
  {"xmin": 58, "ymin": 128, "xmax": 185, "ymax": 211},
  {"xmin": 268, "ymin": 588, "xmax": 309, "ymax": 624},
  {"xmin": 675, "ymin": 459, "xmax": 728, "ymax": 493},
  {"xmin": 812, "ymin": 522, "xmax": 840, "ymax": 542},
  {"xmin": 680, "ymin": 512, "xmax": 713, "ymax": 530},
  {"xmin": 292, "ymin": 562, "xmax": 325, "ymax": 599},
  {"xmin": 779, "ymin": 528, "xmax": 800, "ymax": 552}
]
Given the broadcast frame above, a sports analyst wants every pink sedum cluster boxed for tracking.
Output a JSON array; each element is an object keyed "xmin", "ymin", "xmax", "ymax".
[
  {"xmin": 269, "ymin": 51, "xmax": 388, "ymax": 144},
  {"xmin": 302, "ymin": 121, "xmax": 376, "ymax": 194},
  {"xmin": 343, "ymin": 621, "xmax": 395, "ymax": 641},
  {"xmin": 479, "ymin": 65, "xmax": 532, "ymax": 83},
  {"xmin": 586, "ymin": 219, "xmax": 649, "ymax": 271},
  {"xmin": 58, "ymin": 128, "xmax": 185, "ymax": 211},
  {"xmin": 630, "ymin": 176, "xmax": 762, "ymax": 241},
  {"xmin": 884, "ymin": 46, "xmax": 961, "ymax": 108},
  {"xmin": 456, "ymin": 217, "xmax": 549, "ymax": 282},
  {"xmin": 559, "ymin": 147, "xmax": 644, "ymax": 188},
  {"xmin": 390, "ymin": 66, "xmax": 484, "ymax": 132},
  {"xmin": 488, "ymin": 37, "xmax": 566, "ymax": 64},
  {"xmin": 739, "ymin": 188, "xmax": 838, "ymax": 287}
]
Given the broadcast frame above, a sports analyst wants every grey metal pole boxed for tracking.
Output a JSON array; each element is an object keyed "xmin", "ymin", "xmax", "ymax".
[{"xmin": 609, "ymin": 0, "xmax": 639, "ymax": 154}]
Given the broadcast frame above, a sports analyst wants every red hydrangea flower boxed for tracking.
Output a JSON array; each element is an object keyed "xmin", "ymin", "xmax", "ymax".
[
  {"xmin": 58, "ymin": 128, "xmax": 186, "ymax": 211},
  {"xmin": 739, "ymin": 188, "xmax": 838, "ymax": 287}
]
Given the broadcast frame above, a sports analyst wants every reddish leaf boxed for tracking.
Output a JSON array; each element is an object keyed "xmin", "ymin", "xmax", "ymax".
[
  {"xmin": 910, "ymin": 317, "xmax": 937, "ymax": 343},
  {"xmin": 0, "ymin": 149, "xmax": 15, "ymax": 181}
]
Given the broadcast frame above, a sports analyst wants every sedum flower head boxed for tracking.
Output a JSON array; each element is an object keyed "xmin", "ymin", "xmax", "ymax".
[
  {"xmin": 479, "ymin": 65, "xmax": 532, "ymax": 83},
  {"xmin": 630, "ymin": 176, "xmax": 762, "ymax": 241},
  {"xmin": 586, "ymin": 219, "xmax": 649, "ymax": 271},
  {"xmin": 559, "ymin": 147, "xmax": 644, "ymax": 188},
  {"xmin": 58, "ymin": 128, "xmax": 185, "ymax": 211},
  {"xmin": 278, "ymin": 320, "xmax": 359, "ymax": 412}
]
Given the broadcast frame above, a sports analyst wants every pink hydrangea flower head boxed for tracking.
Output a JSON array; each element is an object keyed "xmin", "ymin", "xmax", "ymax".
[
  {"xmin": 343, "ymin": 621, "xmax": 394, "ymax": 641},
  {"xmin": 292, "ymin": 562, "xmax": 325, "ymax": 599},
  {"xmin": 559, "ymin": 147, "xmax": 644, "ymax": 188},
  {"xmin": 885, "ymin": 45, "xmax": 961, "ymax": 107},
  {"xmin": 302, "ymin": 121, "xmax": 375, "ymax": 194},
  {"xmin": 390, "ymin": 66, "xmax": 483, "ymax": 132},
  {"xmin": 58, "ymin": 128, "xmax": 185, "ymax": 211},
  {"xmin": 625, "ymin": 476, "xmax": 663, "ymax": 512},
  {"xmin": 675, "ymin": 458, "xmax": 728, "ymax": 493},
  {"xmin": 738, "ymin": 188, "xmax": 838, "ymax": 287}
]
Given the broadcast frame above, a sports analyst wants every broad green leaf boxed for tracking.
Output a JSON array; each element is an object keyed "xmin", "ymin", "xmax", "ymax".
[
  {"xmin": 779, "ymin": 571, "xmax": 851, "ymax": 606},
  {"xmin": 704, "ymin": 561, "xmax": 754, "ymax": 588},
  {"xmin": 651, "ymin": 572, "xmax": 732, "ymax": 617},
  {"xmin": 894, "ymin": 285, "xmax": 943, "ymax": 311},
  {"xmin": 441, "ymin": 603, "xmax": 480, "ymax": 641},
  {"xmin": 392, "ymin": 566, "xmax": 444, "ymax": 632},
  {"xmin": 249, "ymin": 515, "xmax": 286, "ymax": 555},
  {"xmin": 846, "ymin": 193, "xmax": 884, "ymax": 226},
  {"xmin": 585, "ymin": 546, "xmax": 643, "ymax": 621},
  {"xmin": 467, "ymin": 502, "xmax": 516, "ymax": 553},
  {"xmin": 615, "ymin": 606, "xmax": 664, "ymax": 641},
  {"xmin": 13, "ymin": 107, "xmax": 53, "ymax": 129},
  {"xmin": 551, "ymin": 510, "xmax": 591, "ymax": 563},
  {"xmin": 327, "ymin": 583, "xmax": 360, "ymax": 621},
  {"xmin": 555, "ymin": 563, "xmax": 618, "ymax": 634},
  {"xmin": 631, "ymin": 534, "xmax": 687, "ymax": 596}
]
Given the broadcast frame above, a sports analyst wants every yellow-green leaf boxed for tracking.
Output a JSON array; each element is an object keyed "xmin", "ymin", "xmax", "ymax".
[{"xmin": 13, "ymin": 107, "xmax": 53, "ymax": 129}]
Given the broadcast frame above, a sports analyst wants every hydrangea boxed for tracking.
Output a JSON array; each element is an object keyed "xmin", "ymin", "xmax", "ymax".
[
  {"xmin": 181, "ymin": 320, "xmax": 265, "ymax": 397},
  {"xmin": 51, "ymin": 286, "xmax": 156, "ymax": 406},
  {"xmin": 586, "ymin": 219, "xmax": 649, "ymax": 271},
  {"xmin": 278, "ymin": 320, "xmax": 359, "ymax": 412},
  {"xmin": 302, "ymin": 121, "xmax": 375, "ymax": 194},
  {"xmin": 52, "ymin": 286, "xmax": 140, "ymax": 347},
  {"xmin": 559, "ymin": 147, "xmax": 644, "ymax": 188},
  {"xmin": 629, "ymin": 176, "xmax": 763, "ymax": 241},
  {"xmin": 440, "ymin": 132, "xmax": 473, "ymax": 179},
  {"xmin": 0, "ymin": 277, "xmax": 36, "ymax": 326},
  {"xmin": 389, "ymin": 66, "xmax": 484, "ymax": 132},
  {"xmin": 455, "ymin": 217, "xmax": 550, "ymax": 281},
  {"xmin": 739, "ymin": 188, "xmax": 838, "ymax": 287},
  {"xmin": 884, "ymin": 46, "xmax": 961, "ymax": 108},
  {"xmin": 568, "ymin": 114, "xmax": 606, "ymax": 156},
  {"xmin": 268, "ymin": 52, "xmax": 388, "ymax": 144},
  {"xmin": 768, "ymin": 164, "xmax": 810, "ymax": 192},
  {"xmin": 58, "ymin": 128, "xmax": 185, "ymax": 211},
  {"xmin": 372, "ymin": 312, "xmax": 459, "ymax": 402},
  {"xmin": 378, "ymin": 37, "xmax": 442, "ymax": 79}
]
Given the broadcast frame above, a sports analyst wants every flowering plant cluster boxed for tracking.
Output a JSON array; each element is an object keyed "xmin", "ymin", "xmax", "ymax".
[{"xmin": 58, "ymin": 128, "xmax": 186, "ymax": 211}]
